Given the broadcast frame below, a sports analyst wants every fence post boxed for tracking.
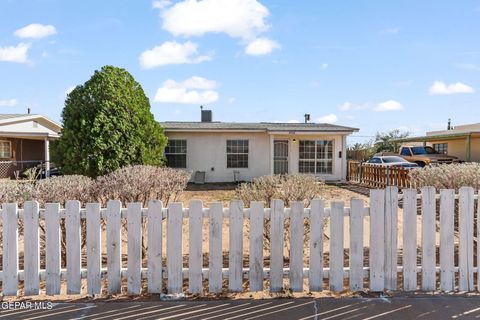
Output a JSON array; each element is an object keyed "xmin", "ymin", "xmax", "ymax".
[
  {"xmin": 229, "ymin": 200, "xmax": 244, "ymax": 292},
  {"xmin": 24, "ymin": 201, "xmax": 40, "ymax": 295},
  {"xmin": 421, "ymin": 186, "xmax": 436, "ymax": 291},
  {"xmin": 459, "ymin": 187, "xmax": 474, "ymax": 291},
  {"xmin": 270, "ymin": 199, "xmax": 284, "ymax": 292},
  {"xmin": 66, "ymin": 200, "xmax": 81, "ymax": 294},
  {"xmin": 147, "ymin": 200, "xmax": 163, "ymax": 294},
  {"xmin": 369, "ymin": 189, "xmax": 385, "ymax": 291}
]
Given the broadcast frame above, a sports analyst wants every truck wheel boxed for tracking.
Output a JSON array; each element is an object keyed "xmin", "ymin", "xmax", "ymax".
[{"xmin": 415, "ymin": 161, "xmax": 426, "ymax": 167}]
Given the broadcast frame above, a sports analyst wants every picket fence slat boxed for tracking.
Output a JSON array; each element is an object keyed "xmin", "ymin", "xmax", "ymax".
[
  {"xmin": 369, "ymin": 189, "xmax": 385, "ymax": 291},
  {"xmin": 403, "ymin": 189, "xmax": 417, "ymax": 291},
  {"xmin": 127, "ymin": 203, "xmax": 142, "ymax": 295},
  {"xmin": 2, "ymin": 186, "xmax": 480, "ymax": 297},
  {"xmin": 189, "ymin": 200, "xmax": 203, "ymax": 294},
  {"xmin": 330, "ymin": 201, "xmax": 344, "ymax": 292},
  {"xmin": 349, "ymin": 198, "xmax": 364, "ymax": 291},
  {"xmin": 66, "ymin": 200, "xmax": 81, "ymax": 294},
  {"xmin": 209, "ymin": 203, "xmax": 223, "ymax": 293},
  {"xmin": 385, "ymin": 186, "xmax": 398, "ymax": 290},
  {"xmin": 86, "ymin": 203, "xmax": 102, "ymax": 295},
  {"xmin": 24, "ymin": 201, "xmax": 40, "ymax": 295},
  {"xmin": 440, "ymin": 189, "xmax": 455, "ymax": 292},
  {"xmin": 249, "ymin": 201, "xmax": 264, "ymax": 292},
  {"xmin": 459, "ymin": 187, "xmax": 474, "ymax": 291},
  {"xmin": 290, "ymin": 201, "xmax": 304, "ymax": 292},
  {"xmin": 167, "ymin": 203, "xmax": 183, "ymax": 294},
  {"xmin": 309, "ymin": 199, "xmax": 325, "ymax": 292},
  {"xmin": 269, "ymin": 199, "xmax": 284, "ymax": 292},
  {"xmin": 45, "ymin": 203, "xmax": 61, "ymax": 295},
  {"xmin": 2, "ymin": 203, "xmax": 18, "ymax": 296},
  {"xmin": 229, "ymin": 200, "xmax": 244, "ymax": 292},
  {"xmin": 421, "ymin": 186, "xmax": 436, "ymax": 291},
  {"xmin": 106, "ymin": 200, "xmax": 122, "ymax": 294},
  {"xmin": 147, "ymin": 200, "xmax": 163, "ymax": 294}
]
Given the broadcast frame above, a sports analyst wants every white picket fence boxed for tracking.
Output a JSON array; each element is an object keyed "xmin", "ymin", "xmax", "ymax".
[{"xmin": 0, "ymin": 186, "xmax": 479, "ymax": 296}]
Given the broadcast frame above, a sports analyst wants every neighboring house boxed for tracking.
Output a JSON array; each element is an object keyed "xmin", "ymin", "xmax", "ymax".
[
  {"xmin": 159, "ymin": 110, "xmax": 358, "ymax": 183},
  {"xmin": 395, "ymin": 121, "xmax": 480, "ymax": 162},
  {"xmin": 0, "ymin": 113, "xmax": 61, "ymax": 178}
]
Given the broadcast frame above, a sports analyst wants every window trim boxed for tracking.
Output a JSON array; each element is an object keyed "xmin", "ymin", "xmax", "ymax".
[
  {"xmin": 164, "ymin": 139, "xmax": 187, "ymax": 168},
  {"xmin": 433, "ymin": 143, "xmax": 448, "ymax": 154},
  {"xmin": 226, "ymin": 139, "xmax": 249, "ymax": 169},
  {"xmin": 0, "ymin": 140, "xmax": 12, "ymax": 159},
  {"xmin": 298, "ymin": 139, "xmax": 334, "ymax": 175}
]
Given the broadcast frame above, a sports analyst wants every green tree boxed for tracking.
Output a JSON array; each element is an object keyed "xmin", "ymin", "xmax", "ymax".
[
  {"xmin": 52, "ymin": 66, "xmax": 167, "ymax": 177},
  {"xmin": 374, "ymin": 129, "xmax": 409, "ymax": 153}
]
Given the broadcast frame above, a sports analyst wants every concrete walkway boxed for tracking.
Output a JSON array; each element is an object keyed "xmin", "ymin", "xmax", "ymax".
[{"xmin": 2, "ymin": 297, "xmax": 480, "ymax": 320}]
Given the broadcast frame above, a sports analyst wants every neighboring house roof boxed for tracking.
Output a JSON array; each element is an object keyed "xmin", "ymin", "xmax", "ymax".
[
  {"xmin": 160, "ymin": 121, "xmax": 359, "ymax": 133},
  {"xmin": 394, "ymin": 122, "xmax": 480, "ymax": 143},
  {"xmin": 0, "ymin": 114, "xmax": 62, "ymax": 139}
]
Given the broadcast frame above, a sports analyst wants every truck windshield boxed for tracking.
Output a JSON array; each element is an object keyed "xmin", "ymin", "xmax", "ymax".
[{"xmin": 411, "ymin": 146, "xmax": 438, "ymax": 155}]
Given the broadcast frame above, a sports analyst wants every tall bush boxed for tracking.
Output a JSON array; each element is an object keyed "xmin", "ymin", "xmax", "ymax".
[
  {"xmin": 51, "ymin": 65, "xmax": 167, "ymax": 177},
  {"xmin": 410, "ymin": 163, "xmax": 480, "ymax": 190}
]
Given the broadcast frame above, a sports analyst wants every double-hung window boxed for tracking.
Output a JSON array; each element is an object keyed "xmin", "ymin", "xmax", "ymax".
[
  {"xmin": 299, "ymin": 140, "xmax": 333, "ymax": 174},
  {"xmin": 165, "ymin": 139, "xmax": 187, "ymax": 168},
  {"xmin": 227, "ymin": 140, "xmax": 248, "ymax": 168},
  {"xmin": 0, "ymin": 141, "xmax": 11, "ymax": 159},
  {"xmin": 433, "ymin": 143, "xmax": 448, "ymax": 154}
]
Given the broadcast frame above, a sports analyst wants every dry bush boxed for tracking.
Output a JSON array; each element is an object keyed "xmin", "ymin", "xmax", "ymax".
[
  {"xmin": 410, "ymin": 163, "xmax": 480, "ymax": 190},
  {"xmin": 94, "ymin": 165, "xmax": 190, "ymax": 206},
  {"xmin": 236, "ymin": 174, "xmax": 326, "ymax": 254},
  {"xmin": 33, "ymin": 175, "xmax": 95, "ymax": 206},
  {"xmin": 236, "ymin": 174, "xmax": 324, "ymax": 207},
  {"xmin": 0, "ymin": 180, "xmax": 35, "ymax": 207}
]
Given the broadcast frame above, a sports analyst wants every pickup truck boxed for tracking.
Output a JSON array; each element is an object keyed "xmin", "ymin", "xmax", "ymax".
[{"xmin": 397, "ymin": 145, "xmax": 459, "ymax": 167}]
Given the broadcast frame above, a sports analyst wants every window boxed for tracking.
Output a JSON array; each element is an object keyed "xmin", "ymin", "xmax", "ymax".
[
  {"xmin": 164, "ymin": 139, "xmax": 187, "ymax": 168},
  {"xmin": 227, "ymin": 140, "xmax": 248, "ymax": 168},
  {"xmin": 368, "ymin": 157, "xmax": 382, "ymax": 164},
  {"xmin": 0, "ymin": 141, "xmax": 11, "ymax": 158},
  {"xmin": 433, "ymin": 143, "xmax": 448, "ymax": 154},
  {"xmin": 400, "ymin": 147, "xmax": 412, "ymax": 156},
  {"xmin": 299, "ymin": 140, "xmax": 333, "ymax": 174}
]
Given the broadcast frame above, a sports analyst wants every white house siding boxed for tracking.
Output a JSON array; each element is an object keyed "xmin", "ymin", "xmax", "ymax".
[
  {"xmin": 165, "ymin": 131, "xmax": 348, "ymax": 183},
  {"xmin": 166, "ymin": 131, "xmax": 271, "ymax": 183}
]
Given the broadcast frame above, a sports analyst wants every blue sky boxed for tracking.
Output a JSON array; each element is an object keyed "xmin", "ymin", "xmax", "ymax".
[{"xmin": 1, "ymin": 0, "xmax": 479, "ymax": 143}]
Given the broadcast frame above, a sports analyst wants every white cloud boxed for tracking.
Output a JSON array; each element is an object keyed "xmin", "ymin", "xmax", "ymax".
[
  {"xmin": 0, "ymin": 99, "xmax": 17, "ymax": 107},
  {"xmin": 154, "ymin": 76, "xmax": 219, "ymax": 104},
  {"xmin": 374, "ymin": 100, "xmax": 403, "ymax": 112},
  {"xmin": 139, "ymin": 41, "xmax": 212, "ymax": 69},
  {"xmin": 245, "ymin": 38, "xmax": 280, "ymax": 55},
  {"xmin": 152, "ymin": 0, "xmax": 172, "ymax": 9},
  {"xmin": 429, "ymin": 81, "xmax": 475, "ymax": 95},
  {"xmin": 161, "ymin": 0, "xmax": 270, "ymax": 40},
  {"xmin": 338, "ymin": 102, "xmax": 369, "ymax": 111},
  {"xmin": 316, "ymin": 114, "xmax": 338, "ymax": 123},
  {"xmin": 14, "ymin": 24, "xmax": 56, "ymax": 39},
  {"xmin": 0, "ymin": 43, "xmax": 30, "ymax": 63}
]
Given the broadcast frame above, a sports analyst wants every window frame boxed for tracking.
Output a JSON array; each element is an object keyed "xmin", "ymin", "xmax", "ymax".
[
  {"xmin": 226, "ymin": 139, "xmax": 249, "ymax": 169},
  {"xmin": 298, "ymin": 139, "xmax": 334, "ymax": 175},
  {"xmin": 0, "ymin": 140, "xmax": 12, "ymax": 159},
  {"xmin": 433, "ymin": 143, "xmax": 448, "ymax": 154},
  {"xmin": 164, "ymin": 139, "xmax": 187, "ymax": 168}
]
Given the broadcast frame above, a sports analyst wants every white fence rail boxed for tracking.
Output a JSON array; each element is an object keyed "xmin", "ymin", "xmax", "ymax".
[{"xmin": 0, "ymin": 186, "xmax": 479, "ymax": 296}]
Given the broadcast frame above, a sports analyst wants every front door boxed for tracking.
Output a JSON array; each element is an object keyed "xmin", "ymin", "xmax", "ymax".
[{"xmin": 274, "ymin": 140, "xmax": 289, "ymax": 174}]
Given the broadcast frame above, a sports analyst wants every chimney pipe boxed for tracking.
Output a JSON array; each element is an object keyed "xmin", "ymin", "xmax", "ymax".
[
  {"xmin": 447, "ymin": 118, "xmax": 451, "ymax": 130},
  {"xmin": 27, "ymin": 107, "xmax": 31, "ymax": 114},
  {"xmin": 304, "ymin": 113, "xmax": 311, "ymax": 123}
]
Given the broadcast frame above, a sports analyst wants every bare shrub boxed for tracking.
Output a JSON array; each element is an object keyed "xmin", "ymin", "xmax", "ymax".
[
  {"xmin": 33, "ymin": 175, "xmax": 95, "ymax": 206},
  {"xmin": 94, "ymin": 165, "xmax": 190, "ymax": 206},
  {"xmin": 0, "ymin": 180, "xmax": 35, "ymax": 207},
  {"xmin": 236, "ymin": 174, "xmax": 326, "ymax": 255},
  {"xmin": 410, "ymin": 163, "xmax": 480, "ymax": 190}
]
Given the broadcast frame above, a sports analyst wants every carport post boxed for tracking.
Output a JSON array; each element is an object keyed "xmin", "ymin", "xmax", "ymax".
[
  {"xmin": 44, "ymin": 138, "xmax": 50, "ymax": 178},
  {"xmin": 466, "ymin": 134, "xmax": 472, "ymax": 162}
]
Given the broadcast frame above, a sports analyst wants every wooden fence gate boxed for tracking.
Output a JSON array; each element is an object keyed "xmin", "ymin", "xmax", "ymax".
[{"xmin": 0, "ymin": 186, "xmax": 479, "ymax": 296}]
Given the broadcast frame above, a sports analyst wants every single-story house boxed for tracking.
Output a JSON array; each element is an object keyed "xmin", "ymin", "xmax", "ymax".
[
  {"xmin": 0, "ymin": 113, "xmax": 61, "ymax": 178},
  {"xmin": 394, "ymin": 122, "xmax": 480, "ymax": 162},
  {"xmin": 159, "ymin": 110, "xmax": 358, "ymax": 183}
]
